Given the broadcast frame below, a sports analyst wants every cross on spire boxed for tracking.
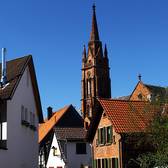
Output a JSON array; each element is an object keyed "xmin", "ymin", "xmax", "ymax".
[{"xmin": 138, "ymin": 74, "xmax": 142, "ymax": 81}]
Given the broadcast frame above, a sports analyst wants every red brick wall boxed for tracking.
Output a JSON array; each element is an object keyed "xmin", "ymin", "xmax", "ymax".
[
  {"xmin": 130, "ymin": 82, "xmax": 151, "ymax": 101},
  {"xmin": 92, "ymin": 112, "xmax": 122, "ymax": 167}
]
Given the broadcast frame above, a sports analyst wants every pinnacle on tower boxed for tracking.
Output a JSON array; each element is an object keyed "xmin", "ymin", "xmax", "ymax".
[
  {"xmin": 104, "ymin": 44, "xmax": 108, "ymax": 58},
  {"xmin": 82, "ymin": 45, "xmax": 87, "ymax": 61},
  {"xmin": 90, "ymin": 4, "xmax": 100, "ymax": 42}
]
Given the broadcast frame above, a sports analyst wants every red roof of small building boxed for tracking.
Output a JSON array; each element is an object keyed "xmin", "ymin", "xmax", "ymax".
[
  {"xmin": 39, "ymin": 105, "xmax": 70, "ymax": 143},
  {"xmin": 98, "ymin": 99, "xmax": 157, "ymax": 133}
]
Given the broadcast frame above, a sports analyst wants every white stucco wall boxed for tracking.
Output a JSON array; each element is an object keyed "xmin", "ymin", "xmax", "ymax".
[
  {"xmin": 46, "ymin": 134, "xmax": 65, "ymax": 168},
  {"xmin": 66, "ymin": 141, "xmax": 92, "ymax": 168},
  {"xmin": 0, "ymin": 66, "xmax": 39, "ymax": 168}
]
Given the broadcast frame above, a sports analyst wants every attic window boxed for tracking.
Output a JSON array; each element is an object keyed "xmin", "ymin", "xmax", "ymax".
[{"xmin": 138, "ymin": 93, "xmax": 142, "ymax": 100}]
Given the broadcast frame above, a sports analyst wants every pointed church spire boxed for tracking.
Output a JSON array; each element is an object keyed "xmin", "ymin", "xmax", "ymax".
[
  {"xmin": 82, "ymin": 45, "xmax": 87, "ymax": 61},
  {"xmin": 104, "ymin": 44, "xmax": 108, "ymax": 58},
  {"xmin": 90, "ymin": 4, "xmax": 100, "ymax": 41}
]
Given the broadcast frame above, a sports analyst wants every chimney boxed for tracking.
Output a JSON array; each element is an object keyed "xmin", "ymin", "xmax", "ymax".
[
  {"xmin": 47, "ymin": 106, "xmax": 53, "ymax": 120},
  {"xmin": 1, "ymin": 48, "xmax": 7, "ymax": 85}
]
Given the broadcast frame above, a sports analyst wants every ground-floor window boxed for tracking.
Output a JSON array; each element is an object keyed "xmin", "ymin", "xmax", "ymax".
[
  {"xmin": 93, "ymin": 158, "xmax": 119, "ymax": 168},
  {"xmin": 0, "ymin": 100, "xmax": 7, "ymax": 149}
]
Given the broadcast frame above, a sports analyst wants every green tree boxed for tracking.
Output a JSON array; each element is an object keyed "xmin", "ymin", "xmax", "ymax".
[{"xmin": 137, "ymin": 113, "xmax": 168, "ymax": 168}]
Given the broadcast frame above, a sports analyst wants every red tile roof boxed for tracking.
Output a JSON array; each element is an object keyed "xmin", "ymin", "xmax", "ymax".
[
  {"xmin": 39, "ymin": 105, "xmax": 70, "ymax": 143},
  {"xmin": 98, "ymin": 99, "xmax": 157, "ymax": 133}
]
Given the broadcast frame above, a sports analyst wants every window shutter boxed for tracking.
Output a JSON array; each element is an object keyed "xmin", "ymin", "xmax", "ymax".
[
  {"xmin": 103, "ymin": 127, "xmax": 106, "ymax": 144},
  {"xmin": 108, "ymin": 158, "xmax": 111, "ymax": 168},
  {"xmin": 92, "ymin": 159, "xmax": 97, "ymax": 168},
  {"xmin": 110, "ymin": 126, "xmax": 113, "ymax": 143},
  {"xmin": 95, "ymin": 160, "xmax": 97, "ymax": 168},
  {"xmin": 104, "ymin": 159, "xmax": 107, "ymax": 168},
  {"xmin": 98, "ymin": 129, "xmax": 100, "ymax": 145},
  {"xmin": 115, "ymin": 158, "xmax": 119, "ymax": 168}
]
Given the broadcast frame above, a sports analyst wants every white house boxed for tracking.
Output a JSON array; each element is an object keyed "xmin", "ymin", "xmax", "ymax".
[
  {"xmin": 0, "ymin": 53, "xmax": 43, "ymax": 167},
  {"xmin": 47, "ymin": 133, "xmax": 65, "ymax": 168},
  {"xmin": 39, "ymin": 105, "xmax": 91, "ymax": 168}
]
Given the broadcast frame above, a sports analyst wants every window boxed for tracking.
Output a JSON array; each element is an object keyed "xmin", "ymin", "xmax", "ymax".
[
  {"xmin": 138, "ymin": 93, "xmax": 143, "ymax": 100},
  {"xmin": 0, "ymin": 100, "xmax": 7, "ymax": 149},
  {"xmin": 94, "ymin": 158, "xmax": 118, "ymax": 168},
  {"xmin": 94, "ymin": 159, "xmax": 112, "ymax": 168},
  {"xmin": 97, "ymin": 126, "xmax": 112, "ymax": 145},
  {"xmin": 102, "ymin": 159, "xmax": 105, "ymax": 168},
  {"xmin": 76, "ymin": 143, "xmax": 86, "ymax": 154},
  {"xmin": 101, "ymin": 159, "xmax": 109, "ymax": 168},
  {"xmin": 21, "ymin": 105, "xmax": 29, "ymax": 127},
  {"xmin": 30, "ymin": 112, "xmax": 36, "ymax": 130},
  {"xmin": 98, "ymin": 128, "xmax": 105, "ymax": 145},
  {"xmin": 87, "ymin": 77, "xmax": 92, "ymax": 97},
  {"xmin": 97, "ymin": 159, "xmax": 101, "ymax": 168},
  {"xmin": 112, "ymin": 158, "xmax": 119, "ymax": 168},
  {"xmin": 106, "ymin": 126, "xmax": 112, "ymax": 144},
  {"xmin": 105, "ymin": 159, "xmax": 108, "ymax": 168},
  {"xmin": 52, "ymin": 146, "xmax": 58, "ymax": 156},
  {"xmin": 87, "ymin": 105, "xmax": 92, "ymax": 118},
  {"xmin": 108, "ymin": 158, "xmax": 112, "ymax": 168}
]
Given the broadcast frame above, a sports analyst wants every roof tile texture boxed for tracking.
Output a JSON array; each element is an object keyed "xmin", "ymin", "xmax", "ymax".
[
  {"xmin": 55, "ymin": 127, "xmax": 87, "ymax": 140},
  {"xmin": 98, "ymin": 99, "xmax": 157, "ymax": 133}
]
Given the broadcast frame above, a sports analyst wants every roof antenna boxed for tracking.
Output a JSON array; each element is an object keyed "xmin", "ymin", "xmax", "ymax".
[
  {"xmin": 1, "ymin": 48, "xmax": 7, "ymax": 86},
  {"xmin": 138, "ymin": 73, "xmax": 142, "ymax": 81}
]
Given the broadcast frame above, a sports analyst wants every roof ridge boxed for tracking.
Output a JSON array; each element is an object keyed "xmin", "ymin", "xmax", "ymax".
[
  {"xmin": 98, "ymin": 98, "xmax": 147, "ymax": 103},
  {"xmin": 144, "ymin": 83, "xmax": 165, "ymax": 89},
  {"xmin": 0, "ymin": 55, "xmax": 32, "ymax": 65},
  {"xmin": 53, "ymin": 104, "xmax": 71, "ymax": 114}
]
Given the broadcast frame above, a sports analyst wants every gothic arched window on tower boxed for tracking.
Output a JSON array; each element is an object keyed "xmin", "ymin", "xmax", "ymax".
[
  {"xmin": 87, "ymin": 78, "xmax": 91, "ymax": 97},
  {"xmin": 87, "ymin": 105, "xmax": 92, "ymax": 118}
]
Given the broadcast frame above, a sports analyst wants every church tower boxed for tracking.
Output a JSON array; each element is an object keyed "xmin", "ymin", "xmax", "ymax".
[{"xmin": 81, "ymin": 5, "xmax": 111, "ymax": 128}]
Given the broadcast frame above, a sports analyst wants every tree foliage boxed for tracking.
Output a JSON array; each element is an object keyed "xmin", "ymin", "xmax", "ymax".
[{"xmin": 137, "ymin": 113, "xmax": 168, "ymax": 168}]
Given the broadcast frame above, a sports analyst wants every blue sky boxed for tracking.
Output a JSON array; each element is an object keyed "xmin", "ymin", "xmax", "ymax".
[{"xmin": 0, "ymin": 0, "xmax": 168, "ymax": 117}]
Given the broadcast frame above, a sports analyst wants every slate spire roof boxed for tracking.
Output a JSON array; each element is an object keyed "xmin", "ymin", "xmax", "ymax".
[{"xmin": 90, "ymin": 4, "xmax": 100, "ymax": 42}]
